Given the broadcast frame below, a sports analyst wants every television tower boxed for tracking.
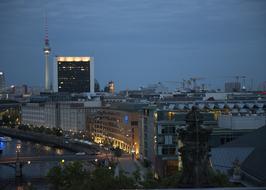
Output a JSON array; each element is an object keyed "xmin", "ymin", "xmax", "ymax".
[{"xmin": 43, "ymin": 15, "xmax": 51, "ymax": 91}]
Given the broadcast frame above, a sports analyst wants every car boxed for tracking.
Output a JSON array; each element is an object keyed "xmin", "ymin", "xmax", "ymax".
[
  {"xmin": 84, "ymin": 140, "xmax": 93, "ymax": 145},
  {"xmin": 64, "ymin": 135, "xmax": 71, "ymax": 139},
  {"xmin": 75, "ymin": 152, "xmax": 86, "ymax": 156}
]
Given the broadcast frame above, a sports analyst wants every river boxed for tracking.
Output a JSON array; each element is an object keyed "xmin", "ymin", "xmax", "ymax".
[{"xmin": 0, "ymin": 136, "xmax": 73, "ymax": 189}]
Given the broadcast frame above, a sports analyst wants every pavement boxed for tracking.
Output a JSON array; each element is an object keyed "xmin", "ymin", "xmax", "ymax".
[{"xmin": 115, "ymin": 154, "xmax": 146, "ymax": 180}]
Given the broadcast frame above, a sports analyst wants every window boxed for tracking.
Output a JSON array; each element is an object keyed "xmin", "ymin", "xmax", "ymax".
[
  {"xmin": 165, "ymin": 135, "xmax": 172, "ymax": 145},
  {"xmin": 131, "ymin": 121, "xmax": 138, "ymax": 126},
  {"xmin": 162, "ymin": 146, "xmax": 176, "ymax": 155}
]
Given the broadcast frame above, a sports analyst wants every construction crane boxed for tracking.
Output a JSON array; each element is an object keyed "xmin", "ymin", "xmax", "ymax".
[{"xmin": 165, "ymin": 77, "xmax": 206, "ymax": 92}]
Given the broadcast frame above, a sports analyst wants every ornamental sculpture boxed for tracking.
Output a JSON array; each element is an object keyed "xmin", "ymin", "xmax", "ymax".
[{"xmin": 178, "ymin": 106, "xmax": 213, "ymax": 187}]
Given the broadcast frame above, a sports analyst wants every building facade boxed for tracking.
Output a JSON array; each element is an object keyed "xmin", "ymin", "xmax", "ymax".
[
  {"xmin": 21, "ymin": 103, "xmax": 45, "ymax": 127},
  {"xmin": 89, "ymin": 103, "xmax": 146, "ymax": 156},
  {"xmin": 53, "ymin": 56, "xmax": 94, "ymax": 93},
  {"xmin": 21, "ymin": 100, "xmax": 101, "ymax": 131},
  {"xmin": 157, "ymin": 110, "xmax": 216, "ymax": 177},
  {"xmin": 218, "ymin": 114, "xmax": 266, "ymax": 130},
  {"xmin": 0, "ymin": 71, "xmax": 5, "ymax": 92}
]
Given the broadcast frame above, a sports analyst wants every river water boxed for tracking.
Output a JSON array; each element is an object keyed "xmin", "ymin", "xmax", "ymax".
[{"xmin": 0, "ymin": 136, "xmax": 73, "ymax": 189}]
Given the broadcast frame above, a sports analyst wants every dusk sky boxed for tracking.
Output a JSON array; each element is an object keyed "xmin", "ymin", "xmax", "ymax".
[{"xmin": 0, "ymin": 0, "xmax": 266, "ymax": 90}]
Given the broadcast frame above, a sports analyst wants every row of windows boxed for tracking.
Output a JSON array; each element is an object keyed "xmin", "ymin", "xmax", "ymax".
[{"xmin": 158, "ymin": 146, "xmax": 177, "ymax": 155}]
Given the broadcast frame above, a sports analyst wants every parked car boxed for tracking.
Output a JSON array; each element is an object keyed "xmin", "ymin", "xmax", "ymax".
[{"xmin": 75, "ymin": 152, "xmax": 86, "ymax": 156}]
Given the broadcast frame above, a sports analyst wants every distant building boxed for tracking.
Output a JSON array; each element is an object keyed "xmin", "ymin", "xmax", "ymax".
[
  {"xmin": 94, "ymin": 79, "xmax": 100, "ymax": 92},
  {"xmin": 142, "ymin": 106, "xmax": 156, "ymax": 166},
  {"xmin": 225, "ymin": 82, "xmax": 241, "ymax": 92},
  {"xmin": 0, "ymin": 71, "xmax": 5, "ymax": 92},
  {"xmin": 218, "ymin": 115, "xmax": 266, "ymax": 130},
  {"xmin": 104, "ymin": 81, "xmax": 115, "ymax": 94},
  {"xmin": 88, "ymin": 102, "xmax": 147, "ymax": 156},
  {"xmin": 21, "ymin": 100, "xmax": 101, "ymax": 131},
  {"xmin": 53, "ymin": 56, "xmax": 94, "ymax": 94}
]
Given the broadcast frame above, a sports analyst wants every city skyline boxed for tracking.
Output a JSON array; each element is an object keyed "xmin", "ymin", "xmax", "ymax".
[{"xmin": 0, "ymin": 0, "xmax": 266, "ymax": 91}]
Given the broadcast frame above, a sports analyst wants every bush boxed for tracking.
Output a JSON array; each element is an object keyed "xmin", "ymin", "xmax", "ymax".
[
  {"xmin": 47, "ymin": 162, "xmax": 137, "ymax": 190},
  {"xmin": 142, "ymin": 158, "xmax": 151, "ymax": 168},
  {"xmin": 209, "ymin": 170, "xmax": 232, "ymax": 187},
  {"xmin": 113, "ymin": 147, "xmax": 122, "ymax": 157}
]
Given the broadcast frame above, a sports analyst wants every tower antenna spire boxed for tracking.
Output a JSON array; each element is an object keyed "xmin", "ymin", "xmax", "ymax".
[
  {"xmin": 44, "ymin": 13, "xmax": 49, "ymax": 46},
  {"xmin": 43, "ymin": 12, "xmax": 51, "ymax": 92}
]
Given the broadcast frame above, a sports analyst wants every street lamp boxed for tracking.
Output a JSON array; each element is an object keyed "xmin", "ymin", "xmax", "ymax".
[{"xmin": 16, "ymin": 143, "xmax": 21, "ymax": 161}]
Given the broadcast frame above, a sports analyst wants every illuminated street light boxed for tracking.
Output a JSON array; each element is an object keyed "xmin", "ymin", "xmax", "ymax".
[
  {"xmin": 16, "ymin": 144, "xmax": 21, "ymax": 152},
  {"xmin": 16, "ymin": 143, "xmax": 21, "ymax": 161},
  {"xmin": 27, "ymin": 161, "xmax": 31, "ymax": 165},
  {"xmin": 61, "ymin": 159, "xmax": 65, "ymax": 164}
]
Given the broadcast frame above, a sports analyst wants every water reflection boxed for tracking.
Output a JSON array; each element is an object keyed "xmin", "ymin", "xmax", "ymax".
[{"xmin": 0, "ymin": 138, "xmax": 72, "ymax": 179}]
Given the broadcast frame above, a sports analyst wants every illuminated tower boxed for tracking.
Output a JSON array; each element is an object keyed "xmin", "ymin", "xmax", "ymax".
[{"xmin": 43, "ymin": 16, "xmax": 51, "ymax": 91}]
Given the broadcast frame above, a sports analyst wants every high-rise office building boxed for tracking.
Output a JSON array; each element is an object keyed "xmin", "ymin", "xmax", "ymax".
[
  {"xmin": 53, "ymin": 56, "xmax": 94, "ymax": 93},
  {"xmin": 0, "ymin": 71, "xmax": 5, "ymax": 92}
]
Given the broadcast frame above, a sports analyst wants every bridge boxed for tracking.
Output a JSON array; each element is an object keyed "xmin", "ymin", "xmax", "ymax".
[
  {"xmin": 0, "ymin": 153, "xmax": 101, "ymax": 177},
  {"xmin": 0, "ymin": 154, "xmax": 97, "ymax": 164}
]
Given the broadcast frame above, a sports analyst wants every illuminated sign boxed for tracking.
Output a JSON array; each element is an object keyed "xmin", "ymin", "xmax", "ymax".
[{"xmin": 124, "ymin": 115, "xmax": 129, "ymax": 124}]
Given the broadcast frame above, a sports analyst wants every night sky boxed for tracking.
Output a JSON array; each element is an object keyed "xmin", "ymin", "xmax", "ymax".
[{"xmin": 0, "ymin": 0, "xmax": 266, "ymax": 91}]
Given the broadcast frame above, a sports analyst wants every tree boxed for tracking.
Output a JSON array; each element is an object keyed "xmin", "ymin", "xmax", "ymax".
[
  {"xmin": 52, "ymin": 127, "xmax": 63, "ymax": 136},
  {"xmin": 140, "ymin": 170, "xmax": 159, "ymax": 188},
  {"xmin": 46, "ymin": 165, "xmax": 64, "ymax": 190},
  {"xmin": 160, "ymin": 171, "xmax": 182, "ymax": 188},
  {"xmin": 47, "ymin": 162, "xmax": 138, "ymax": 190},
  {"xmin": 90, "ymin": 167, "xmax": 116, "ymax": 190},
  {"xmin": 2, "ymin": 109, "xmax": 20, "ymax": 126},
  {"xmin": 115, "ymin": 169, "xmax": 136, "ymax": 189},
  {"xmin": 132, "ymin": 167, "xmax": 141, "ymax": 183},
  {"xmin": 47, "ymin": 162, "xmax": 90, "ymax": 190},
  {"xmin": 209, "ymin": 170, "xmax": 232, "ymax": 187}
]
